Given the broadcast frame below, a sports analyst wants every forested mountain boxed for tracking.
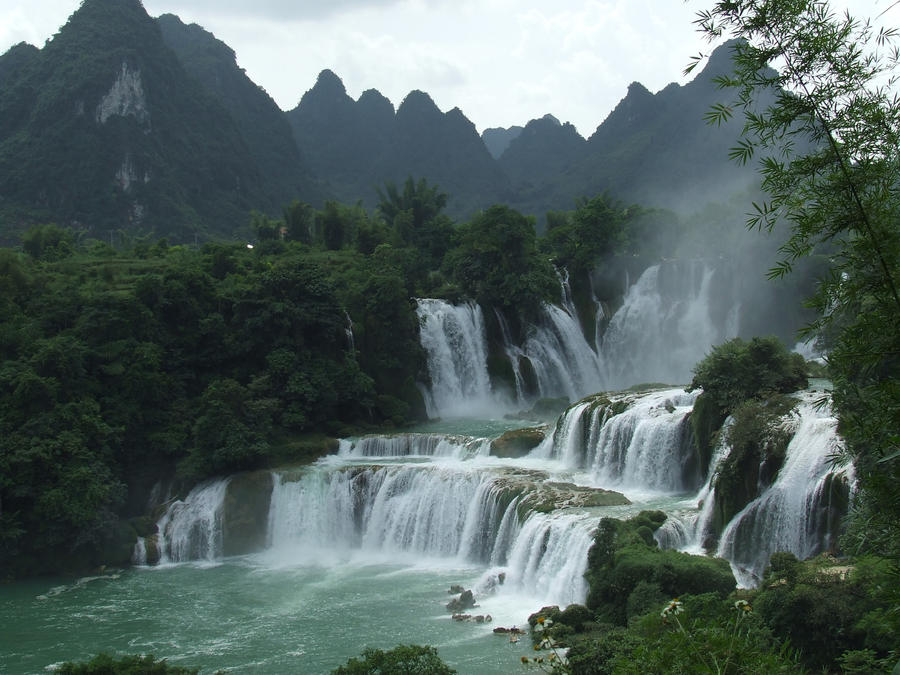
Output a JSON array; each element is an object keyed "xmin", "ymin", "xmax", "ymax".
[
  {"xmin": 0, "ymin": 1, "xmax": 754, "ymax": 240},
  {"xmin": 489, "ymin": 40, "xmax": 758, "ymax": 217},
  {"xmin": 0, "ymin": 0, "xmax": 299, "ymax": 242},
  {"xmin": 155, "ymin": 14, "xmax": 321, "ymax": 214},
  {"xmin": 287, "ymin": 74, "xmax": 511, "ymax": 218}
]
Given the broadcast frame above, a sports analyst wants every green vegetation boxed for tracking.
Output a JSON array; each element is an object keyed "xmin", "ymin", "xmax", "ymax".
[
  {"xmin": 687, "ymin": 336, "xmax": 807, "ymax": 475},
  {"xmin": 443, "ymin": 204, "xmax": 558, "ymax": 314},
  {"xmin": 56, "ymin": 653, "xmax": 199, "ymax": 675},
  {"xmin": 523, "ymin": 514, "xmax": 898, "ymax": 674},
  {"xmin": 331, "ymin": 644, "xmax": 455, "ymax": 674},
  {"xmin": 0, "ymin": 174, "xmax": 689, "ymax": 578},
  {"xmin": 694, "ymin": 0, "xmax": 900, "ymax": 560},
  {"xmin": 584, "ymin": 512, "xmax": 736, "ymax": 626},
  {"xmin": 712, "ymin": 395, "xmax": 797, "ymax": 529}
]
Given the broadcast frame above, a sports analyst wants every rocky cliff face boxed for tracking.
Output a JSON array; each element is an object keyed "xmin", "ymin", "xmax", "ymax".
[{"xmin": 0, "ymin": 0, "xmax": 300, "ymax": 240}]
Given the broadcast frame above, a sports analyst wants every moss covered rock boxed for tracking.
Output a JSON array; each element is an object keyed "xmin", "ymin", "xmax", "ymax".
[
  {"xmin": 490, "ymin": 426, "xmax": 547, "ymax": 458},
  {"xmin": 713, "ymin": 396, "xmax": 796, "ymax": 533}
]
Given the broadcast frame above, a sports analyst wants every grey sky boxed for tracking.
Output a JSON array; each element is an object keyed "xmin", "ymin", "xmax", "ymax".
[{"xmin": 1, "ymin": 0, "xmax": 896, "ymax": 137}]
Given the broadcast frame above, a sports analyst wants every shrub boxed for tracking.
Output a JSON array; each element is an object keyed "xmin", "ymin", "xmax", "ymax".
[
  {"xmin": 331, "ymin": 644, "xmax": 455, "ymax": 674},
  {"xmin": 585, "ymin": 514, "xmax": 735, "ymax": 625},
  {"xmin": 56, "ymin": 653, "xmax": 199, "ymax": 674}
]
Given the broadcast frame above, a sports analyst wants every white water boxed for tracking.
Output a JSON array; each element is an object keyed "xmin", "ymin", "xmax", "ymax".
[
  {"xmin": 537, "ymin": 388, "xmax": 700, "ymax": 493},
  {"xmin": 416, "ymin": 297, "xmax": 605, "ymax": 417},
  {"xmin": 600, "ymin": 262, "xmax": 738, "ymax": 389},
  {"xmin": 153, "ymin": 451, "xmax": 604, "ymax": 614},
  {"xmin": 416, "ymin": 261, "xmax": 738, "ymax": 419},
  {"xmin": 521, "ymin": 303, "xmax": 605, "ymax": 401},
  {"xmin": 338, "ymin": 434, "xmax": 491, "ymax": 459},
  {"xmin": 156, "ymin": 479, "xmax": 229, "ymax": 563},
  {"xmin": 154, "ymin": 386, "xmax": 848, "ymax": 597},
  {"xmin": 654, "ymin": 417, "xmax": 736, "ymax": 554},
  {"xmin": 415, "ymin": 299, "xmax": 498, "ymax": 417},
  {"xmin": 110, "ymin": 385, "xmax": 851, "ymax": 674},
  {"xmin": 717, "ymin": 393, "xmax": 852, "ymax": 586}
]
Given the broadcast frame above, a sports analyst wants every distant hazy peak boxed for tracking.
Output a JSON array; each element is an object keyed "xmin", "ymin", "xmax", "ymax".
[
  {"xmin": 398, "ymin": 89, "xmax": 441, "ymax": 114},
  {"xmin": 357, "ymin": 88, "xmax": 394, "ymax": 114},
  {"xmin": 699, "ymin": 38, "xmax": 742, "ymax": 79},
  {"xmin": 313, "ymin": 69, "xmax": 347, "ymax": 96},
  {"xmin": 481, "ymin": 126, "xmax": 524, "ymax": 159}
]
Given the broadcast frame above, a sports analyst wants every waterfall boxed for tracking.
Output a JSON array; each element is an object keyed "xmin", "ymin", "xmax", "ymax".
[
  {"xmin": 156, "ymin": 479, "xmax": 229, "ymax": 563},
  {"xmin": 600, "ymin": 262, "xmax": 736, "ymax": 389},
  {"xmin": 149, "ymin": 385, "xmax": 850, "ymax": 598},
  {"xmin": 132, "ymin": 537, "xmax": 147, "ymax": 565},
  {"xmin": 338, "ymin": 434, "xmax": 491, "ymax": 459},
  {"xmin": 541, "ymin": 400, "xmax": 594, "ymax": 467},
  {"xmin": 417, "ymin": 297, "xmax": 605, "ymax": 415},
  {"xmin": 521, "ymin": 304, "xmax": 605, "ymax": 401},
  {"xmin": 265, "ymin": 465, "xmax": 515, "ymax": 563},
  {"xmin": 655, "ymin": 417, "xmax": 735, "ymax": 553},
  {"xmin": 344, "ymin": 311, "xmax": 355, "ymax": 353},
  {"xmin": 540, "ymin": 388, "xmax": 700, "ymax": 492},
  {"xmin": 556, "ymin": 267, "xmax": 578, "ymax": 318},
  {"xmin": 501, "ymin": 512, "xmax": 596, "ymax": 607},
  {"xmin": 716, "ymin": 394, "xmax": 852, "ymax": 587},
  {"xmin": 415, "ymin": 299, "xmax": 498, "ymax": 417}
]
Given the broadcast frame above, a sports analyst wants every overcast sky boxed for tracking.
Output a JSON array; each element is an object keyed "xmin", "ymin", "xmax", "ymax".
[{"xmin": 1, "ymin": 0, "xmax": 896, "ymax": 137}]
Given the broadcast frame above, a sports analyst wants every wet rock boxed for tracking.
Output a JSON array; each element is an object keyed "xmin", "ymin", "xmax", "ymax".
[
  {"xmin": 490, "ymin": 427, "xmax": 547, "ymax": 458},
  {"xmin": 446, "ymin": 589, "xmax": 476, "ymax": 612}
]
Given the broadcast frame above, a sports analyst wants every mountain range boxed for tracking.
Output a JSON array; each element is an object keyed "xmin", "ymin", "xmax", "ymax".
[{"xmin": 0, "ymin": 0, "xmax": 756, "ymax": 242}]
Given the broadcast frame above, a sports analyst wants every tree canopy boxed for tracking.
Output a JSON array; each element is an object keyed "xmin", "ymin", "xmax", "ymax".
[{"xmin": 693, "ymin": 0, "xmax": 900, "ymax": 558}]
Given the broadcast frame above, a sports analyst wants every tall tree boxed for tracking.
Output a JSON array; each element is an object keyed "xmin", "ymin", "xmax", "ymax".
[{"xmin": 693, "ymin": 1, "xmax": 900, "ymax": 557}]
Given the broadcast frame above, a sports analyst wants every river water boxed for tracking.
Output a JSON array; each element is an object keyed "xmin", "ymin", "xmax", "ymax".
[{"xmin": 0, "ymin": 478, "xmax": 681, "ymax": 674}]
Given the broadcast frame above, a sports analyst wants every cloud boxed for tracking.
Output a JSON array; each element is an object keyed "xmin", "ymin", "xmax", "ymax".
[{"xmin": 147, "ymin": 0, "xmax": 406, "ymax": 22}]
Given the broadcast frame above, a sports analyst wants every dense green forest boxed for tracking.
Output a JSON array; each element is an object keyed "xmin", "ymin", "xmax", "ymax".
[{"xmin": 0, "ymin": 181, "xmax": 688, "ymax": 579}]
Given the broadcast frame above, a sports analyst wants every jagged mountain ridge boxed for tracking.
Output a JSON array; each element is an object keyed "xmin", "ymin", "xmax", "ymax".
[
  {"xmin": 286, "ymin": 73, "xmax": 511, "ymax": 219},
  {"xmin": 0, "ymin": 0, "xmax": 755, "ymax": 240}
]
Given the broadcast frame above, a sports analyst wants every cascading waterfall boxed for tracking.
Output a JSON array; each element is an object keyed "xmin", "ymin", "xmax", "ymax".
[
  {"xmin": 417, "ymin": 296, "xmax": 605, "ymax": 416},
  {"xmin": 264, "ymin": 464, "xmax": 518, "ymax": 563},
  {"xmin": 499, "ymin": 512, "xmax": 596, "ymax": 607},
  {"xmin": 338, "ymin": 434, "xmax": 491, "ymax": 459},
  {"xmin": 132, "ymin": 537, "xmax": 148, "ymax": 565},
  {"xmin": 540, "ymin": 388, "xmax": 701, "ymax": 493},
  {"xmin": 416, "ymin": 261, "xmax": 737, "ymax": 417},
  {"xmin": 156, "ymin": 479, "xmax": 229, "ymax": 563},
  {"xmin": 415, "ymin": 299, "xmax": 498, "ymax": 417},
  {"xmin": 600, "ymin": 262, "xmax": 737, "ymax": 389},
  {"xmin": 654, "ymin": 417, "xmax": 736, "ymax": 553},
  {"xmin": 520, "ymin": 303, "xmax": 605, "ymax": 401},
  {"xmin": 149, "ymin": 385, "xmax": 850, "ymax": 610},
  {"xmin": 716, "ymin": 394, "xmax": 852, "ymax": 586}
]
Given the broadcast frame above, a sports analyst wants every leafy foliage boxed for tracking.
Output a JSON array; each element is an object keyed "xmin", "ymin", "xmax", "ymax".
[
  {"xmin": 584, "ymin": 513, "xmax": 736, "ymax": 626},
  {"xmin": 331, "ymin": 644, "xmax": 455, "ymax": 674},
  {"xmin": 693, "ymin": 1, "xmax": 900, "ymax": 559},
  {"xmin": 56, "ymin": 653, "xmax": 199, "ymax": 674},
  {"xmin": 688, "ymin": 336, "xmax": 807, "ymax": 416},
  {"xmin": 687, "ymin": 336, "xmax": 807, "ymax": 475},
  {"xmin": 443, "ymin": 204, "xmax": 558, "ymax": 314}
]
